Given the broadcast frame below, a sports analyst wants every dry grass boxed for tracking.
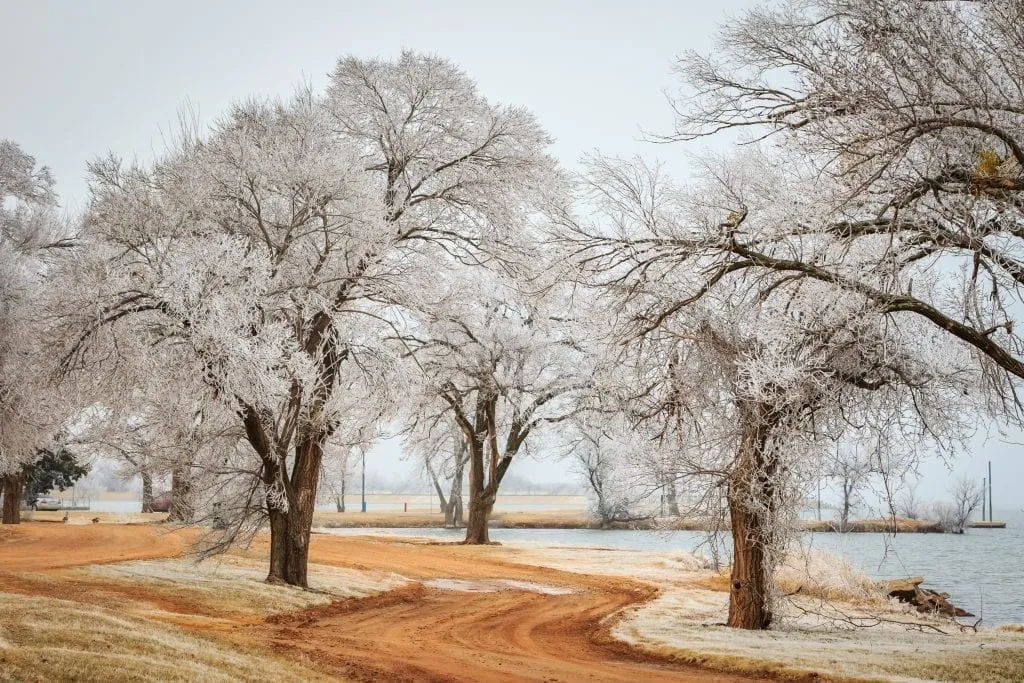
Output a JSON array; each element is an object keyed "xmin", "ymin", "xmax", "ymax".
[
  {"xmin": 776, "ymin": 547, "xmax": 887, "ymax": 604},
  {"xmin": 0, "ymin": 592, "xmax": 329, "ymax": 682},
  {"xmin": 802, "ymin": 517, "xmax": 942, "ymax": 533},
  {"xmin": 24, "ymin": 511, "xmax": 168, "ymax": 525},
  {"xmin": 78, "ymin": 556, "xmax": 408, "ymax": 618}
]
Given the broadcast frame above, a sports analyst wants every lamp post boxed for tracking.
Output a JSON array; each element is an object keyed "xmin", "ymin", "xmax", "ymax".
[{"xmin": 361, "ymin": 449, "xmax": 366, "ymax": 513}]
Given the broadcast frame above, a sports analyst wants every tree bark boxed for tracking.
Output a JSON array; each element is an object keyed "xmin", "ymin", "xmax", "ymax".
[
  {"xmin": 266, "ymin": 504, "xmax": 289, "ymax": 584},
  {"xmin": 264, "ymin": 433, "xmax": 325, "ymax": 588},
  {"xmin": 464, "ymin": 490, "xmax": 493, "ymax": 544},
  {"xmin": 140, "ymin": 470, "xmax": 154, "ymax": 513},
  {"xmin": 2, "ymin": 472, "xmax": 23, "ymax": 524},
  {"xmin": 726, "ymin": 403, "xmax": 778, "ymax": 630},
  {"xmin": 168, "ymin": 465, "xmax": 194, "ymax": 523},
  {"xmin": 463, "ymin": 418, "xmax": 492, "ymax": 543}
]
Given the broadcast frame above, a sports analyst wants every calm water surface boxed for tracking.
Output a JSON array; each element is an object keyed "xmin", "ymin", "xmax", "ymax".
[{"xmin": 323, "ymin": 511, "xmax": 1024, "ymax": 626}]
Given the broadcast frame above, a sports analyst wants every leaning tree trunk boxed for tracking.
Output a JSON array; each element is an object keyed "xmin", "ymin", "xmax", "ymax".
[
  {"xmin": 336, "ymin": 472, "xmax": 346, "ymax": 512},
  {"xmin": 450, "ymin": 465, "xmax": 465, "ymax": 529},
  {"xmin": 443, "ymin": 463, "xmax": 466, "ymax": 528},
  {"xmin": 726, "ymin": 405, "xmax": 778, "ymax": 630},
  {"xmin": 140, "ymin": 470, "xmax": 154, "ymax": 513},
  {"xmin": 2, "ymin": 472, "xmax": 22, "ymax": 524},
  {"xmin": 168, "ymin": 465, "xmax": 194, "ymax": 523}
]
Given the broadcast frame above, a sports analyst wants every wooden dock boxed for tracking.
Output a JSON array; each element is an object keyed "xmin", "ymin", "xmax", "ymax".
[{"xmin": 969, "ymin": 520, "xmax": 1006, "ymax": 528}]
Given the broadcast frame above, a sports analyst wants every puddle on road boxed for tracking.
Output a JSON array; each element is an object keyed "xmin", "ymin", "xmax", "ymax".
[{"xmin": 422, "ymin": 578, "xmax": 575, "ymax": 595}]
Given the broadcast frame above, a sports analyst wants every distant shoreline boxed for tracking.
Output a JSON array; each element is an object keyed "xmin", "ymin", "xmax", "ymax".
[{"xmin": 312, "ymin": 511, "xmax": 1002, "ymax": 533}]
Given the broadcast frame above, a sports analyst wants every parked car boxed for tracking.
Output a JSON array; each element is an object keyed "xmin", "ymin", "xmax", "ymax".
[{"xmin": 33, "ymin": 496, "xmax": 61, "ymax": 511}]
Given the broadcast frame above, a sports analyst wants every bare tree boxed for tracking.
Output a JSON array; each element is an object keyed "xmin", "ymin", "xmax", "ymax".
[
  {"xmin": 565, "ymin": 421, "xmax": 645, "ymax": 528},
  {"xmin": 403, "ymin": 272, "xmax": 589, "ymax": 544},
  {"xmin": 896, "ymin": 479, "xmax": 924, "ymax": 520},
  {"xmin": 934, "ymin": 476, "xmax": 984, "ymax": 533},
  {"xmin": 825, "ymin": 444, "xmax": 876, "ymax": 532}
]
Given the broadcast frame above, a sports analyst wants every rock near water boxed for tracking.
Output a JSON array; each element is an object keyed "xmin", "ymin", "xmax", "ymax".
[{"xmin": 882, "ymin": 576, "xmax": 973, "ymax": 618}]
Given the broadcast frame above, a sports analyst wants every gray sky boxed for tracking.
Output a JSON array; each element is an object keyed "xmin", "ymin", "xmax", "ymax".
[{"xmin": 3, "ymin": 0, "xmax": 1019, "ymax": 510}]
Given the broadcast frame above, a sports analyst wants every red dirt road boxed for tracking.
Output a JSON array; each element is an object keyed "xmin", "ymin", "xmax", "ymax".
[{"xmin": 0, "ymin": 524, "xmax": 759, "ymax": 681}]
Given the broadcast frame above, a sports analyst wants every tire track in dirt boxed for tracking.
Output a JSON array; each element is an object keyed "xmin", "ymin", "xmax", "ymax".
[
  {"xmin": 0, "ymin": 523, "xmax": 196, "ymax": 572},
  {"xmin": 258, "ymin": 582, "xmax": 750, "ymax": 682},
  {"xmin": 244, "ymin": 535, "xmax": 760, "ymax": 682},
  {"xmin": 0, "ymin": 526, "xmax": 762, "ymax": 681}
]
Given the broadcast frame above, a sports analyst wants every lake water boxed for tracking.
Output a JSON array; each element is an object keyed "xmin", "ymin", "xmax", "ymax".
[{"xmin": 322, "ymin": 510, "xmax": 1024, "ymax": 626}]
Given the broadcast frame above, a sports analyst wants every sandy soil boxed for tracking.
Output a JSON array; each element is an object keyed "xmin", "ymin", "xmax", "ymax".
[{"xmin": 0, "ymin": 524, "xmax": 757, "ymax": 682}]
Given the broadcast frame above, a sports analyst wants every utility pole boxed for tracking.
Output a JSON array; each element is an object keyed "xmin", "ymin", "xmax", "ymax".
[
  {"xmin": 989, "ymin": 460, "xmax": 994, "ymax": 521},
  {"xmin": 361, "ymin": 449, "xmax": 366, "ymax": 513},
  {"xmin": 982, "ymin": 478, "xmax": 987, "ymax": 521},
  {"xmin": 817, "ymin": 478, "xmax": 821, "ymax": 521}
]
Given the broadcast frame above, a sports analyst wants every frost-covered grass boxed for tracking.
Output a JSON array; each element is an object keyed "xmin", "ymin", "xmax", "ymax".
[
  {"xmin": 78, "ymin": 555, "xmax": 408, "ymax": 618},
  {"xmin": 0, "ymin": 592, "xmax": 328, "ymax": 682},
  {"xmin": 613, "ymin": 586, "xmax": 1024, "ymax": 682},
  {"xmin": 776, "ymin": 546, "xmax": 887, "ymax": 604},
  {"xmin": 502, "ymin": 540, "xmax": 1024, "ymax": 681}
]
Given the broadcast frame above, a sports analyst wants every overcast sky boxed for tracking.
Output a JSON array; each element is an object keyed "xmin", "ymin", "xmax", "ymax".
[{"xmin": 3, "ymin": 0, "xmax": 1019, "ymax": 511}]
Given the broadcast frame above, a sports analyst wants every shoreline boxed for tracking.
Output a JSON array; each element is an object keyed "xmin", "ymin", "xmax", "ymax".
[
  {"xmin": 1, "ymin": 521, "xmax": 1021, "ymax": 681},
  {"xmin": 312, "ymin": 510, "xmax": 982, "ymax": 533},
  {"xmin": 28, "ymin": 508, "xmax": 1004, "ymax": 533}
]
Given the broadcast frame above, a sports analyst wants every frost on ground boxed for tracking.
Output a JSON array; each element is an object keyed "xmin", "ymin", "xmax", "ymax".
[
  {"xmin": 79, "ymin": 555, "xmax": 408, "ymax": 618},
  {"xmin": 504, "ymin": 541, "xmax": 1024, "ymax": 682},
  {"xmin": 423, "ymin": 578, "xmax": 575, "ymax": 595},
  {"xmin": 0, "ymin": 592, "xmax": 328, "ymax": 682}
]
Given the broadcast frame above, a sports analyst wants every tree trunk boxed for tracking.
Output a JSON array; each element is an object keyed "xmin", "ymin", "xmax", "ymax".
[
  {"xmin": 452, "ymin": 490, "xmax": 464, "ymax": 527},
  {"xmin": 266, "ymin": 504, "xmax": 289, "ymax": 584},
  {"xmin": 727, "ymin": 490, "xmax": 772, "ymax": 629},
  {"xmin": 2, "ymin": 472, "xmax": 22, "ymax": 524},
  {"xmin": 140, "ymin": 470, "xmax": 154, "ymax": 513},
  {"xmin": 726, "ymin": 404, "xmax": 778, "ymax": 630},
  {"xmin": 464, "ymin": 491, "xmax": 493, "ymax": 544},
  {"xmin": 666, "ymin": 479, "xmax": 681, "ymax": 516},
  {"xmin": 445, "ymin": 462, "xmax": 466, "ymax": 528},
  {"xmin": 265, "ymin": 434, "xmax": 325, "ymax": 588},
  {"xmin": 168, "ymin": 465, "xmax": 194, "ymax": 523},
  {"xmin": 463, "ymin": 425, "xmax": 492, "ymax": 543}
]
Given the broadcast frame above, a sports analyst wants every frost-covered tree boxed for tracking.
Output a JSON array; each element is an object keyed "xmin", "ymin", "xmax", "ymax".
[
  {"xmin": 401, "ymin": 403, "xmax": 469, "ymax": 527},
  {"xmin": 58, "ymin": 53, "xmax": 556, "ymax": 584},
  {"xmin": 825, "ymin": 443, "xmax": 877, "ymax": 532},
  {"xmin": 402, "ymin": 271, "xmax": 589, "ymax": 543},
  {"xmin": 669, "ymin": 0, "xmax": 1024, "ymax": 396},
  {"xmin": 564, "ymin": 418, "xmax": 647, "ymax": 528},
  {"xmin": 563, "ymin": 152, "xmax": 983, "ymax": 629},
  {"xmin": 0, "ymin": 141, "xmax": 75, "ymax": 523}
]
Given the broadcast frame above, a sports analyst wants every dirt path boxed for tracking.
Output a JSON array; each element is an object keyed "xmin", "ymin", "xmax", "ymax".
[
  {"xmin": 0, "ymin": 525, "xmax": 757, "ymax": 681},
  {"xmin": 0, "ymin": 522, "xmax": 196, "ymax": 572}
]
